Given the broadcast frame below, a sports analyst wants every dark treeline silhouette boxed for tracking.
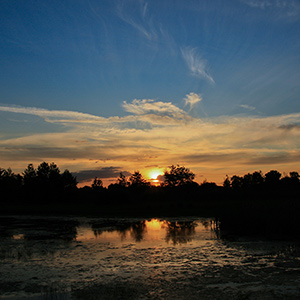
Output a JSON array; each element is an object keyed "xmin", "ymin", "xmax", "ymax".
[
  {"xmin": 1, "ymin": 162, "xmax": 300, "ymax": 239},
  {"xmin": 223, "ymin": 169, "xmax": 300, "ymax": 192},
  {"xmin": 1, "ymin": 162, "xmax": 300, "ymax": 200},
  {"xmin": 0, "ymin": 162, "xmax": 77, "ymax": 205},
  {"xmin": 1, "ymin": 162, "xmax": 300, "ymax": 205}
]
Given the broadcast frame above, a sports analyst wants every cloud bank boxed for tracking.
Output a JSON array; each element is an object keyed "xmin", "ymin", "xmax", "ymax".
[
  {"xmin": 73, "ymin": 167, "xmax": 131, "ymax": 182},
  {"xmin": 1, "ymin": 99, "xmax": 300, "ymax": 184}
]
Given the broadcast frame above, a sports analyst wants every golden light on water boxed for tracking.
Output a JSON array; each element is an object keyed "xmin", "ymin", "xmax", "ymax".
[
  {"xmin": 74, "ymin": 218, "xmax": 215, "ymax": 245},
  {"xmin": 145, "ymin": 219, "xmax": 165, "ymax": 230}
]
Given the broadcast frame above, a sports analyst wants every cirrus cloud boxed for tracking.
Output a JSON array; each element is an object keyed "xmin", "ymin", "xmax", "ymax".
[
  {"xmin": 181, "ymin": 47, "xmax": 215, "ymax": 83},
  {"xmin": 241, "ymin": 0, "xmax": 300, "ymax": 20}
]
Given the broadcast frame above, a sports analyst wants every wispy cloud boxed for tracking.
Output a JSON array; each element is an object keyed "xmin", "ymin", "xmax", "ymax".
[
  {"xmin": 184, "ymin": 93, "xmax": 202, "ymax": 110},
  {"xmin": 241, "ymin": 0, "xmax": 300, "ymax": 20},
  {"xmin": 117, "ymin": 0, "xmax": 158, "ymax": 41},
  {"xmin": 0, "ymin": 100, "xmax": 193, "ymax": 132},
  {"xmin": 0, "ymin": 104, "xmax": 175, "ymax": 127},
  {"xmin": 240, "ymin": 104, "xmax": 256, "ymax": 111},
  {"xmin": 0, "ymin": 105, "xmax": 107, "ymax": 123},
  {"xmin": 242, "ymin": 0, "xmax": 274, "ymax": 9},
  {"xmin": 242, "ymin": 0, "xmax": 298, "ymax": 9},
  {"xmin": 181, "ymin": 47, "xmax": 215, "ymax": 83}
]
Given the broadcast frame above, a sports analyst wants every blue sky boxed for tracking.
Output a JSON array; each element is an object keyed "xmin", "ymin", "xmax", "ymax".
[{"xmin": 1, "ymin": 0, "xmax": 300, "ymax": 185}]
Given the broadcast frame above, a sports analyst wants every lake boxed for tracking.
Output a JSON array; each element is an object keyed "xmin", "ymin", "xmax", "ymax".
[{"xmin": 0, "ymin": 216, "xmax": 300, "ymax": 299}]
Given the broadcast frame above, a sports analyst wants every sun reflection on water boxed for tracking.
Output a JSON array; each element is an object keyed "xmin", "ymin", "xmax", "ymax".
[
  {"xmin": 145, "ymin": 219, "xmax": 165, "ymax": 230},
  {"xmin": 75, "ymin": 218, "xmax": 218, "ymax": 246},
  {"xmin": 12, "ymin": 234, "xmax": 24, "ymax": 240}
]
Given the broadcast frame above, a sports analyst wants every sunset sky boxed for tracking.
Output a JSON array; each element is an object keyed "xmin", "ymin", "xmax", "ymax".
[{"xmin": 1, "ymin": 0, "xmax": 300, "ymax": 185}]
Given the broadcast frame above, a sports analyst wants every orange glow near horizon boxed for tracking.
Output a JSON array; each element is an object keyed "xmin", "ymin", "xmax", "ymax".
[
  {"xmin": 147, "ymin": 169, "xmax": 164, "ymax": 180},
  {"xmin": 146, "ymin": 169, "xmax": 164, "ymax": 186}
]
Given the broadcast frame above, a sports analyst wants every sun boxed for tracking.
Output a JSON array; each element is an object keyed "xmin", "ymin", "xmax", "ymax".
[
  {"xmin": 147, "ymin": 169, "xmax": 164, "ymax": 185},
  {"xmin": 148, "ymin": 169, "xmax": 164, "ymax": 180}
]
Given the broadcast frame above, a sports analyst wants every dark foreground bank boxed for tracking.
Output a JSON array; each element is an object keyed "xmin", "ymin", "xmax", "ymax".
[{"xmin": 1, "ymin": 185, "xmax": 300, "ymax": 240}]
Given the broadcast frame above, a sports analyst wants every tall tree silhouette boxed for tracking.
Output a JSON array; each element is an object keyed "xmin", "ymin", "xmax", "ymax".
[
  {"xmin": 92, "ymin": 177, "xmax": 103, "ymax": 190},
  {"xmin": 265, "ymin": 170, "xmax": 281, "ymax": 187},
  {"xmin": 117, "ymin": 172, "xmax": 128, "ymax": 187},
  {"xmin": 163, "ymin": 165, "xmax": 195, "ymax": 187},
  {"xmin": 23, "ymin": 164, "xmax": 37, "ymax": 187},
  {"xmin": 128, "ymin": 171, "xmax": 149, "ymax": 188},
  {"xmin": 61, "ymin": 169, "xmax": 77, "ymax": 190},
  {"xmin": 0, "ymin": 168, "xmax": 22, "ymax": 193},
  {"xmin": 23, "ymin": 162, "xmax": 77, "ymax": 194}
]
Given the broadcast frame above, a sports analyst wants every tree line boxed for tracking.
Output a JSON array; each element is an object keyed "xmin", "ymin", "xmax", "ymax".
[
  {"xmin": 223, "ymin": 170, "xmax": 300, "ymax": 191},
  {"xmin": 0, "ymin": 162, "xmax": 77, "ymax": 197},
  {"xmin": 1, "ymin": 162, "xmax": 300, "ymax": 193}
]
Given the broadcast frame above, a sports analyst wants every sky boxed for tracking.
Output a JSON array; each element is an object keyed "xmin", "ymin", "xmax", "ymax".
[{"xmin": 1, "ymin": 0, "xmax": 300, "ymax": 186}]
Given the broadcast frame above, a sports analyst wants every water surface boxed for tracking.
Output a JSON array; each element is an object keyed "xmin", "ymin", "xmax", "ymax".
[{"xmin": 0, "ymin": 216, "xmax": 300, "ymax": 299}]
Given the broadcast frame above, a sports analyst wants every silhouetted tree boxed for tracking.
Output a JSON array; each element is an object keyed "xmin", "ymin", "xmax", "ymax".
[
  {"xmin": 61, "ymin": 169, "xmax": 77, "ymax": 190},
  {"xmin": 48, "ymin": 162, "xmax": 60, "ymax": 182},
  {"xmin": 265, "ymin": 170, "xmax": 281, "ymax": 187},
  {"xmin": 23, "ymin": 162, "xmax": 77, "ymax": 192},
  {"xmin": 223, "ymin": 175, "xmax": 231, "ymax": 189},
  {"xmin": 289, "ymin": 171, "xmax": 300, "ymax": 182},
  {"xmin": 108, "ymin": 172, "xmax": 129, "ymax": 192},
  {"xmin": 280, "ymin": 171, "xmax": 300, "ymax": 190},
  {"xmin": 37, "ymin": 162, "xmax": 51, "ymax": 181},
  {"xmin": 117, "ymin": 172, "xmax": 128, "ymax": 187},
  {"xmin": 92, "ymin": 177, "xmax": 103, "ymax": 190},
  {"xmin": 230, "ymin": 175, "xmax": 243, "ymax": 190},
  {"xmin": 0, "ymin": 167, "xmax": 22, "ymax": 193},
  {"xmin": 34, "ymin": 162, "xmax": 63, "ymax": 193},
  {"xmin": 251, "ymin": 171, "xmax": 264, "ymax": 186},
  {"xmin": 128, "ymin": 171, "xmax": 149, "ymax": 188},
  {"xmin": 23, "ymin": 164, "xmax": 37, "ymax": 187},
  {"xmin": 162, "ymin": 165, "xmax": 195, "ymax": 187},
  {"xmin": 227, "ymin": 171, "xmax": 265, "ymax": 191},
  {"xmin": 242, "ymin": 171, "xmax": 264, "ymax": 189},
  {"xmin": 200, "ymin": 181, "xmax": 217, "ymax": 191}
]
